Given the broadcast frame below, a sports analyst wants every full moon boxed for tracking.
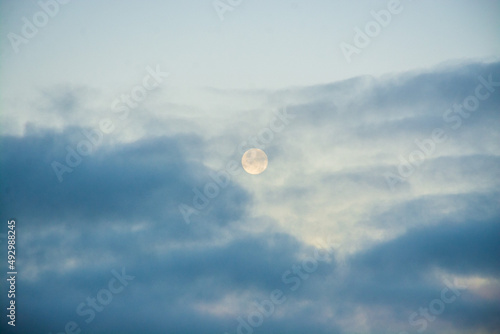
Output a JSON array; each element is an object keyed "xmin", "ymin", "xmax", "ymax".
[{"xmin": 242, "ymin": 148, "xmax": 268, "ymax": 175}]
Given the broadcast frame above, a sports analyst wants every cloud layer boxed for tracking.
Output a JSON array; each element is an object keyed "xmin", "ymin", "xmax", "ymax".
[{"xmin": 1, "ymin": 61, "xmax": 499, "ymax": 334}]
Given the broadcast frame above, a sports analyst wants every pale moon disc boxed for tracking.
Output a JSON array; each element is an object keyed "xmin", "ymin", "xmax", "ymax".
[{"xmin": 242, "ymin": 148, "xmax": 268, "ymax": 175}]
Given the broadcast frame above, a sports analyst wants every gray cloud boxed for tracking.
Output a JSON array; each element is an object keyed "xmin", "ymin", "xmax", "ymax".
[{"xmin": 1, "ymin": 61, "xmax": 500, "ymax": 334}]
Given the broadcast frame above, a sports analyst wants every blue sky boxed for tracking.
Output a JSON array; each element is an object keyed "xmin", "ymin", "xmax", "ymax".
[{"xmin": 1, "ymin": 1, "xmax": 500, "ymax": 333}]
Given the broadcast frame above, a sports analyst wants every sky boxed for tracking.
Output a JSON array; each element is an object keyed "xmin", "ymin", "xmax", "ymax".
[{"xmin": 0, "ymin": 0, "xmax": 499, "ymax": 333}]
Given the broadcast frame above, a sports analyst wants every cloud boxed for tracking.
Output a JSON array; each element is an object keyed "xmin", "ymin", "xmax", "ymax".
[{"xmin": 1, "ymin": 60, "xmax": 500, "ymax": 334}]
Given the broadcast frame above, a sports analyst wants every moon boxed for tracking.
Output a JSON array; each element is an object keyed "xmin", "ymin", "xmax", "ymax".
[{"xmin": 242, "ymin": 148, "xmax": 268, "ymax": 175}]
